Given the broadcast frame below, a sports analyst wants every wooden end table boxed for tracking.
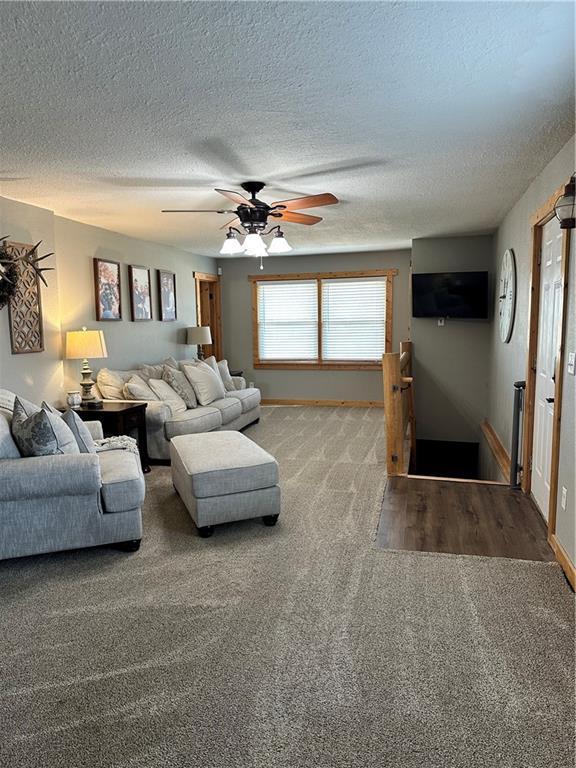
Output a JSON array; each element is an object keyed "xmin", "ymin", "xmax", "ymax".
[{"xmin": 63, "ymin": 402, "xmax": 150, "ymax": 473}]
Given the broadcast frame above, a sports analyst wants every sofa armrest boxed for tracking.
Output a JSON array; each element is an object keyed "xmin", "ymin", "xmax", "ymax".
[
  {"xmin": 232, "ymin": 376, "xmax": 247, "ymax": 390},
  {"xmin": 85, "ymin": 421, "xmax": 104, "ymax": 440},
  {"xmin": 145, "ymin": 400, "xmax": 173, "ymax": 427},
  {"xmin": 0, "ymin": 454, "xmax": 102, "ymax": 501}
]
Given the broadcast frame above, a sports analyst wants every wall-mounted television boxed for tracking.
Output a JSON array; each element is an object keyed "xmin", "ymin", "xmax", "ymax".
[{"xmin": 412, "ymin": 271, "xmax": 489, "ymax": 319}]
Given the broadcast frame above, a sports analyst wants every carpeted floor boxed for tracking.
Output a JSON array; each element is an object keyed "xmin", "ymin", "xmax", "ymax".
[{"xmin": 0, "ymin": 406, "xmax": 573, "ymax": 767}]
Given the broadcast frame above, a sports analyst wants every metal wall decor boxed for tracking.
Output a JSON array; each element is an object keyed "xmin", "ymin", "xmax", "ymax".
[{"xmin": 6, "ymin": 241, "xmax": 45, "ymax": 354}]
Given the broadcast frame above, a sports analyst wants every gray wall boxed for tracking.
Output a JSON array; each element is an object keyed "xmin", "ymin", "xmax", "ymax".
[
  {"xmin": 0, "ymin": 197, "xmax": 62, "ymax": 403},
  {"xmin": 0, "ymin": 195, "xmax": 216, "ymax": 403},
  {"xmin": 411, "ymin": 235, "xmax": 494, "ymax": 443},
  {"xmin": 486, "ymin": 135, "xmax": 575, "ymax": 563},
  {"xmin": 218, "ymin": 250, "xmax": 411, "ymax": 402},
  {"xmin": 55, "ymin": 217, "xmax": 215, "ymax": 391}
]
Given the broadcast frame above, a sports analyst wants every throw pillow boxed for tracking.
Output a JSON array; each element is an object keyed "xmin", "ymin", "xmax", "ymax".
[
  {"xmin": 148, "ymin": 378, "xmax": 187, "ymax": 414},
  {"xmin": 11, "ymin": 398, "xmax": 80, "ymax": 457},
  {"xmin": 139, "ymin": 363, "xmax": 165, "ymax": 382},
  {"xmin": 123, "ymin": 374, "xmax": 158, "ymax": 402},
  {"xmin": 163, "ymin": 356, "xmax": 179, "ymax": 370},
  {"xmin": 181, "ymin": 361, "xmax": 226, "ymax": 406},
  {"xmin": 96, "ymin": 369, "xmax": 126, "ymax": 400},
  {"xmin": 60, "ymin": 409, "xmax": 97, "ymax": 454},
  {"xmin": 162, "ymin": 366, "xmax": 197, "ymax": 408},
  {"xmin": 217, "ymin": 359, "xmax": 236, "ymax": 392}
]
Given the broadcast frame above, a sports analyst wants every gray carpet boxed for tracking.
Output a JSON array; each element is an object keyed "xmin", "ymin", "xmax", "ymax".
[{"xmin": 0, "ymin": 406, "xmax": 573, "ymax": 768}]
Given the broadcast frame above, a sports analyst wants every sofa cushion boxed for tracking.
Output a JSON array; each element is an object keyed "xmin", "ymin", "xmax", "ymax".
[
  {"xmin": 123, "ymin": 374, "xmax": 158, "ymax": 402},
  {"xmin": 96, "ymin": 368, "xmax": 126, "ymax": 399},
  {"xmin": 139, "ymin": 363, "xmax": 165, "ymax": 382},
  {"xmin": 98, "ymin": 449, "xmax": 145, "ymax": 513},
  {"xmin": 163, "ymin": 356, "xmax": 179, "ymax": 369},
  {"xmin": 148, "ymin": 379, "xmax": 187, "ymax": 414},
  {"xmin": 181, "ymin": 361, "xmax": 226, "ymax": 406},
  {"xmin": 11, "ymin": 398, "xmax": 80, "ymax": 457},
  {"xmin": 164, "ymin": 407, "xmax": 222, "ymax": 439},
  {"xmin": 225, "ymin": 387, "xmax": 261, "ymax": 413},
  {"xmin": 162, "ymin": 366, "xmax": 197, "ymax": 409},
  {"xmin": 170, "ymin": 432, "xmax": 279, "ymax": 498},
  {"xmin": 0, "ymin": 410, "xmax": 20, "ymax": 459},
  {"xmin": 217, "ymin": 359, "xmax": 236, "ymax": 392},
  {"xmin": 61, "ymin": 409, "xmax": 97, "ymax": 454},
  {"xmin": 209, "ymin": 397, "xmax": 242, "ymax": 425}
]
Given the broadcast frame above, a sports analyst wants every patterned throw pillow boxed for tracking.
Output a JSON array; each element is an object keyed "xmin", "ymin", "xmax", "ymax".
[
  {"xmin": 139, "ymin": 363, "xmax": 165, "ymax": 382},
  {"xmin": 60, "ymin": 409, "xmax": 97, "ymax": 454},
  {"xmin": 11, "ymin": 398, "xmax": 79, "ymax": 457},
  {"xmin": 163, "ymin": 356, "xmax": 179, "ymax": 370},
  {"xmin": 162, "ymin": 366, "xmax": 197, "ymax": 408}
]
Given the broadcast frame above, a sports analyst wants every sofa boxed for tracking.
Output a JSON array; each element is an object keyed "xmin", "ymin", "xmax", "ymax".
[
  {"xmin": 0, "ymin": 390, "xmax": 145, "ymax": 561},
  {"xmin": 94, "ymin": 357, "xmax": 261, "ymax": 461}
]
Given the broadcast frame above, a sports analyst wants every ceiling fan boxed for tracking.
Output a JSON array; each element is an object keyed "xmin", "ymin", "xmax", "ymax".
[{"xmin": 162, "ymin": 181, "xmax": 338, "ymax": 258}]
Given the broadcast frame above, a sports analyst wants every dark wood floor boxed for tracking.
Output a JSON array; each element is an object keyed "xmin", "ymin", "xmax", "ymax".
[{"xmin": 376, "ymin": 476, "xmax": 554, "ymax": 561}]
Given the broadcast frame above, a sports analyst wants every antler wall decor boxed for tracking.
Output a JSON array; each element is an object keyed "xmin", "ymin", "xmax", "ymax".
[{"xmin": 0, "ymin": 236, "xmax": 54, "ymax": 310}]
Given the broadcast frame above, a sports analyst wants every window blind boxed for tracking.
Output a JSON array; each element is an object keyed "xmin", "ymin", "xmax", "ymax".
[
  {"xmin": 257, "ymin": 280, "xmax": 318, "ymax": 360},
  {"xmin": 321, "ymin": 277, "xmax": 386, "ymax": 361}
]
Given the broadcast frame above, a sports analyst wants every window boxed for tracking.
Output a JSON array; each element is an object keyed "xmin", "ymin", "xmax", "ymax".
[{"xmin": 250, "ymin": 269, "xmax": 396, "ymax": 369}]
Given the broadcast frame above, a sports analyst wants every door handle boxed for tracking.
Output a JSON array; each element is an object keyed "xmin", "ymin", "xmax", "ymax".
[{"xmin": 546, "ymin": 397, "xmax": 555, "ymax": 403}]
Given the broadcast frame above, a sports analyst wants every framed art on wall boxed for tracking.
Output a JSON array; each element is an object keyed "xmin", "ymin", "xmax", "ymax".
[
  {"xmin": 158, "ymin": 269, "xmax": 177, "ymax": 321},
  {"xmin": 94, "ymin": 258, "xmax": 122, "ymax": 321},
  {"xmin": 128, "ymin": 265, "xmax": 152, "ymax": 321}
]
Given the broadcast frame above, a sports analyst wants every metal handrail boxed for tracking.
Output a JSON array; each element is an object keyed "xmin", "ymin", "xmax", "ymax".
[{"xmin": 510, "ymin": 380, "xmax": 526, "ymax": 489}]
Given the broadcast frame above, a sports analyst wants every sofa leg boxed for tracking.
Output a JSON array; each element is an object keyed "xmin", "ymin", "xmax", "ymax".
[
  {"xmin": 116, "ymin": 539, "xmax": 141, "ymax": 552},
  {"xmin": 262, "ymin": 514, "xmax": 279, "ymax": 527},
  {"xmin": 197, "ymin": 525, "xmax": 215, "ymax": 538}
]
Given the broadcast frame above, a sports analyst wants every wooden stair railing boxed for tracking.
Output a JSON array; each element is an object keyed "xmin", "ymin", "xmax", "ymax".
[{"xmin": 382, "ymin": 341, "xmax": 416, "ymax": 475}]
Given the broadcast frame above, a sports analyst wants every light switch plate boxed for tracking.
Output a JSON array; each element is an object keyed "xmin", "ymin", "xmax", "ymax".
[
  {"xmin": 438, "ymin": 318, "xmax": 445, "ymax": 327},
  {"xmin": 568, "ymin": 352, "xmax": 575, "ymax": 376},
  {"xmin": 561, "ymin": 486, "xmax": 567, "ymax": 511}
]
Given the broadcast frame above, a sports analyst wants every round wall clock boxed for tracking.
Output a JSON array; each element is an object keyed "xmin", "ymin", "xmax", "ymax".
[{"xmin": 499, "ymin": 248, "xmax": 516, "ymax": 343}]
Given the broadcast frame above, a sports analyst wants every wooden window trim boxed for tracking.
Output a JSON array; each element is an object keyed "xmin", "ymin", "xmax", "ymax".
[{"xmin": 250, "ymin": 269, "xmax": 395, "ymax": 370}]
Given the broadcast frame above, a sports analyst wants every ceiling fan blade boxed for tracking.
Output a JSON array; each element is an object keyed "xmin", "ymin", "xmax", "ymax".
[
  {"xmin": 276, "ymin": 211, "xmax": 322, "ymax": 225},
  {"xmin": 215, "ymin": 189, "xmax": 255, "ymax": 208},
  {"xmin": 161, "ymin": 209, "xmax": 234, "ymax": 213},
  {"xmin": 271, "ymin": 193, "xmax": 338, "ymax": 211},
  {"xmin": 220, "ymin": 217, "xmax": 241, "ymax": 230}
]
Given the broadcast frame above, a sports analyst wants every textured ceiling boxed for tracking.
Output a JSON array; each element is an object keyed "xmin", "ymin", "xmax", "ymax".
[{"xmin": 0, "ymin": 1, "xmax": 574, "ymax": 256}]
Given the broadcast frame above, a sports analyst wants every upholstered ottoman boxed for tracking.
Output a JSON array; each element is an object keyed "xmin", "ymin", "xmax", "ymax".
[{"xmin": 170, "ymin": 431, "xmax": 280, "ymax": 537}]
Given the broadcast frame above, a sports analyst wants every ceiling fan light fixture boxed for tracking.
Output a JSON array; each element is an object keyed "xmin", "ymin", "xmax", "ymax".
[
  {"xmin": 267, "ymin": 229, "xmax": 292, "ymax": 254},
  {"xmin": 219, "ymin": 230, "xmax": 244, "ymax": 255},
  {"xmin": 243, "ymin": 232, "xmax": 267, "ymax": 257}
]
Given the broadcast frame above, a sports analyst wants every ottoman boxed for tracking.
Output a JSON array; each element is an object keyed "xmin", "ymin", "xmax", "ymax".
[{"xmin": 170, "ymin": 431, "xmax": 280, "ymax": 537}]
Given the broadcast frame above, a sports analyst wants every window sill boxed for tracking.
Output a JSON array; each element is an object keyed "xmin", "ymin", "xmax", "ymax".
[{"xmin": 253, "ymin": 361, "xmax": 382, "ymax": 371}]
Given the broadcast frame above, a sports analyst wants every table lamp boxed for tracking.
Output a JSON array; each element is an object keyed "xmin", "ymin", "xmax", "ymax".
[
  {"xmin": 65, "ymin": 327, "xmax": 108, "ymax": 408},
  {"xmin": 186, "ymin": 326, "xmax": 212, "ymax": 360}
]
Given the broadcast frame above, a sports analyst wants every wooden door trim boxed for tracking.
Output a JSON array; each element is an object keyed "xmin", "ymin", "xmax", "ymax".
[
  {"xmin": 522, "ymin": 180, "xmax": 571, "ymax": 550},
  {"xmin": 193, "ymin": 271, "xmax": 223, "ymax": 359}
]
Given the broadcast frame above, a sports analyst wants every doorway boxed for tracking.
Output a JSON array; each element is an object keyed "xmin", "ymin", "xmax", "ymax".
[
  {"xmin": 194, "ymin": 271, "xmax": 223, "ymax": 360},
  {"xmin": 523, "ymin": 182, "xmax": 571, "ymax": 539}
]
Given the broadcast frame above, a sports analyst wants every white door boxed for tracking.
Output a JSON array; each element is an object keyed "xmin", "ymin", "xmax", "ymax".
[{"xmin": 532, "ymin": 218, "xmax": 563, "ymax": 520}]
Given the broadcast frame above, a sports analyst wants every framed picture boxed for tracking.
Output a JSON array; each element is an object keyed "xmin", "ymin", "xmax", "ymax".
[
  {"xmin": 158, "ymin": 269, "xmax": 177, "ymax": 321},
  {"xmin": 128, "ymin": 265, "xmax": 153, "ymax": 321},
  {"xmin": 94, "ymin": 258, "xmax": 122, "ymax": 321}
]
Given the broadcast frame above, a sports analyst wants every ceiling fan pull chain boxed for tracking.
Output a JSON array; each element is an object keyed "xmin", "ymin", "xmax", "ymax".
[{"xmin": 259, "ymin": 254, "xmax": 264, "ymax": 271}]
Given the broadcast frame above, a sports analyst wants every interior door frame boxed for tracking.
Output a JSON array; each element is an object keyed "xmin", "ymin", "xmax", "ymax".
[
  {"xmin": 522, "ymin": 179, "xmax": 571, "ymax": 545},
  {"xmin": 193, "ymin": 271, "xmax": 223, "ymax": 360}
]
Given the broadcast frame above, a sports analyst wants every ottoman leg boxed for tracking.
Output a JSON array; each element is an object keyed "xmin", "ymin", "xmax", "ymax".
[
  {"xmin": 262, "ymin": 514, "xmax": 279, "ymax": 527},
  {"xmin": 197, "ymin": 525, "xmax": 215, "ymax": 538}
]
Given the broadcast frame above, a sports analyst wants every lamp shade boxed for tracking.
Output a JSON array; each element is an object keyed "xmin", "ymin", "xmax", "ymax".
[
  {"xmin": 186, "ymin": 326, "xmax": 212, "ymax": 345},
  {"xmin": 65, "ymin": 329, "xmax": 108, "ymax": 360}
]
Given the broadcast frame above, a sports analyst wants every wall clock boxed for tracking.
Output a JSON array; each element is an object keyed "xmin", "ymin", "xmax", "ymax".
[{"xmin": 499, "ymin": 248, "xmax": 516, "ymax": 343}]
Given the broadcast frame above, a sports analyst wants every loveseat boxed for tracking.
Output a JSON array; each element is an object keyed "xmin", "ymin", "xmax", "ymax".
[
  {"xmin": 95, "ymin": 357, "xmax": 261, "ymax": 461},
  {"xmin": 0, "ymin": 390, "xmax": 145, "ymax": 561}
]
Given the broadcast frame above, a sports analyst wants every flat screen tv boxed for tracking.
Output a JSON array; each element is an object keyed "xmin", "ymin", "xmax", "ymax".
[{"xmin": 412, "ymin": 271, "xmax": 489, "ymax": 319}]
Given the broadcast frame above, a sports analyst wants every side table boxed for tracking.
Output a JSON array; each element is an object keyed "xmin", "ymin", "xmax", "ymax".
[{"xmin": 62, "ymin": 402, "xmax": 150, "ymax": 473}]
